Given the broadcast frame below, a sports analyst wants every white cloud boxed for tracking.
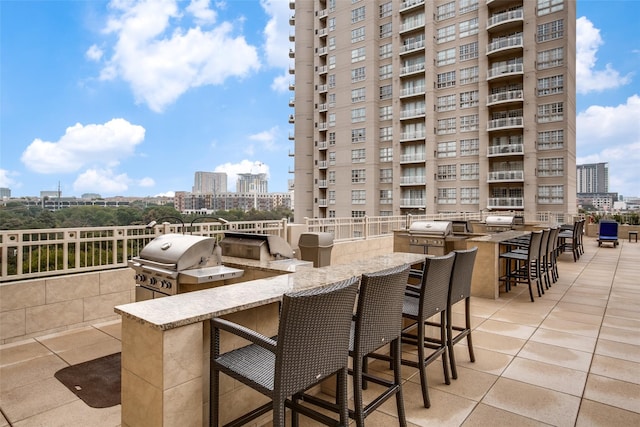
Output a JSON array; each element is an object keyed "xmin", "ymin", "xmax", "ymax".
[
  {"xmin": 98, "ymin": 0, "xmax": 260, "ymax": 112},
  {"xmin": 186, "ymin": 0, "xmax": 217, "ymax": 25},
  {"xmin": 0, "ymin": 169, "xmax": 18, "ymax": 189},
  {"xmin": 20, "ymin": 118, "xmax": 145, "ymax": 174},
  {"xmin": 260, "ymin": 0, "xmax": 292, "ymax": 93},
  {"xmin": 154, "ymin": 191, "xmax": 176, "ymax": 197},
  {"xmin": 249, "ymin": 126, "xmax": 280, "ymax": 151},
  {"xmin": 576, "ymin": 16, "xmax": 631, "ymax": 94},
  {"xmin": 214, "ymin": 159, "xmax": 269, "ymax": 191},
  {"xmin": 577, "ymin": 95, "xmax": 640, "ymax": 196},
  {"xmin": 73, "ymin": 168, "xmax": 132, "ymax": 194},
  {"xmin": 86, "ymin": 44, "xmax": 104, "ymax": 61},
  {"xmin": 138, "ymin": 177, "xmax": 155, "ymax": 187}
]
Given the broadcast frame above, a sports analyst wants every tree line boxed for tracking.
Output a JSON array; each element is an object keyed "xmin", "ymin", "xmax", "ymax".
[{"xmin": 0, "ymin": 202, "xmax": 294, "ymax": 230}]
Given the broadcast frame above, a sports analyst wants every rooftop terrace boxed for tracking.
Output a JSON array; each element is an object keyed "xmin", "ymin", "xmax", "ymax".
[{"xmin": 1, "ymin": 235, "xmax": 639, "ymax": 426}]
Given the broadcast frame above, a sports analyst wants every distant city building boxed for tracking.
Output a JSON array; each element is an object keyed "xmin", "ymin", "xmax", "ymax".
[
  {"xmin": 175, "ymin": 191, "xmax": 291, "ymax": 213},
  {"xmin": 577, "ymin": 162, "xmax": 608, "ymax": 193},
  {"xmin": 236, "ymin": 173, "xmax": 268, "ymax": 194},
  {"xmin": 0, "ymin": 188, "xmax": 10, "ymax": 199},
  {"xmin": 81, "ymin": 193, "xmax": 102, "ymax": 200},
  {"xmin": 193, "ymin": 172, "xmax": 227, "ymax": 194},
  {"xmin": 577, "ymin": 192, "xmax": 618, "ymax": 211}
]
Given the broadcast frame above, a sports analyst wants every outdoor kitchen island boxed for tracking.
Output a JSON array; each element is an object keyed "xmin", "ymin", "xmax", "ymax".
[{"xmin": 114, "ymin": 252, "xmax": 425, "ymax": 427}]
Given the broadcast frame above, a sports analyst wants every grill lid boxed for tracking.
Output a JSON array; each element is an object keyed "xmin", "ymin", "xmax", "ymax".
[
  {"xmin": 409, "ymin": 221, "xmax": 452, "ymax": 236},
  {"xmin": 485, "ymin": 216, "xmax": 515, "ymax": 226},
  {"xmin": 138, "ymin": 233, "xmax": 216, "ymax": 271}
]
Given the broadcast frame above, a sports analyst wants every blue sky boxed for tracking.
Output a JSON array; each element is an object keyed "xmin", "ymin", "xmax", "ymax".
[{"xmin": 1, "ymin": 0, "xmax": 639, "ymax": 199}]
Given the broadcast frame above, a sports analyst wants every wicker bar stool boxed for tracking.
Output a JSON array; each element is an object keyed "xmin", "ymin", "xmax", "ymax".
[
  {"xmin": 210, "ymin": 276, "xmax": 360, "ymax": 427},
  {"xmin": 297, "ymin": 264, "xmax": 411, "ymax": 427}
]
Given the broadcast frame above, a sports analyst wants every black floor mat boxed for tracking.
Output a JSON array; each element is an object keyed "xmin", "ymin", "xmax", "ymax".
[{"xmin": 54, "ymin": 352, "xmax": 121, "ymax": 408}]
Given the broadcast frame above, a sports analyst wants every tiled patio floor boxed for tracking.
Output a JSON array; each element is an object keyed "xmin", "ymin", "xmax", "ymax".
[{"xmin": 1, "ymin": 236, "xmax": 639, "ymax": 426}]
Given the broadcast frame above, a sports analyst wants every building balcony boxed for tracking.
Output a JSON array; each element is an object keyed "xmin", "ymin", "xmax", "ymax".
[
  {"xmin": 317, "ymin": 46, "xmax": 327, "ymax": 56},
  {"xmin": 487, "ymin": 89, "xmax": 524, "ymax": 106},
  {"xmin": 487, "ymin": 196, "xmax": 524, "ymax": 209},
  {"xmin": 289, "ymin": 82, "xmax": 295, "ymax": 91},
  {"xmin": 288, "ymin": 66, "xmax": 295, "ymax": 75},
  {"xmin": 289, "ymin": 33, "xmax": 295, "ymax": 42},
  {"xmin": 318, "ymin": 84, "xmax": 327, "ymax": 93},
  {"xmin": 399, "ymin": 19, "xmax": 425, "ymax": 34},
  {"xmin": 487, "ymin": 116, "xmax": 524, "ymax": 130},
  {"xmin": 289, "ymin": 0, "xmax": 294, "ymax": 10},
  {"xmin": 400, "ymin": 108, "xmax": 426, "ymax": 120},
  {"xmin": 487, "ymin": 63, "xmax": 524, "ymax": 80},
  {"xmin": 487, "ymin": 143, "xmax": 524, "ymax": 157},
  {"xmin": 289, "ymin": 98, "xmax": 295, "ymax": 107},
  {"xmin": 317, "ymin": 140, "xmax": 327, "ymax": 149},
  {"xmin": 400, "ymin": 153, "xmax": 426, "ymax": 163},
  {"xmin": 400, "ymin": 130, "xmax": 426, "ymax": 142},
  {"xmin": 317, "ymin": 65, "xmax": 327, "ymax": 74},
  {"xmin": 317, "ymin": 180, "xmax": 327, "ymax": 188},
  {"xmin": 288, "ymin": 114, "xmax": 295, "ymax": 124},
  {"xmin": 318, "ymin": 160, "xmax": 327, "ymax": 169},
  {"xmin": 487, "ymin": 8, "xmax": 524, "ymax": 31},
  {"xmin": 289, "ymin": 15, "xmax": 295, "ymax": 25},
  {"xmin": 400, "ymin": 0, "xmax": 425, "ymax": 13},
  {"xmin": 400, "ymin": 175, "xmax": 426, "ymax": 185},
  {"xmin": 316, "ymin": 8, "xmax": 327, "ymax": 18},
  {"xmin": 400, "ymin": 198, "xmax": 425, "ymax": 207},
  {"xmin": 400, "ymin": 39, "xmax": 425, "ymax": 55},
  {"xmin": 317, "ymin": 103, "xmax": 327, "ymax": 112},
  {"xmin": 487, "ymin": 35, "xmax": 524, "ymax": 56},
  {"xmin": 400, "ymin": 86, "xmax": 426, "ymax": 98},
  {"xmin": 487, "ymin": 170, "xmax": 524, "ymax": 182},
  {"xmin": 400, "ymin": 63, "xmax": 425, "ymax": 77},
  {"xmin": 317, "ymin": 122, "xmax": 327, "ymax": 130},
  {"xmin": 289, "ymin": 49, "xmax": 295, "ymax": 58},
  {"xmin": 317, "ymin": 198, "xmax": 327, "ymax": 207},
  {"xmin": 288, "ymin": 132, "xmax": 294, "ymax": 141}
]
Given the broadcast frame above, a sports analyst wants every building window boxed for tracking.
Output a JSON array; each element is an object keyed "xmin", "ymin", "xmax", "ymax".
[
  {"xmin": 379, "ymin": 2, "xmax": 392, "ymax": 18},
  {"xmin": 351, "ymin": 46, "xmax": 366, "ymax": 63},
  {"xmin": 460, "ymin": 66, "xmax": 478, "ymax": 84},
  {"xmin": 460, "ymin": 163, "xmax": 479, "ymax": 180},
  {"xmin": 538, "ymin": 0, "xmax": 564, "ymax": 16},
  {"xmin": 538, "ymin": 102, "xmax": 563, "ymax": 122},
  {"xmin": 351, "ymin": 26, "xmax": 365, "ymax": 43},
  {"xmin": 379, "ymin": 43, "xmax": 392, "ymax": 59},
  {"xmin": 459, "ymin": 41, "xmax": 478, "ymax": 61},
  {"xmin": 351, "ymin": 107, "xmax": 366, "ymax": 123},
  {"xmin": 328, "ymin": 93, "xmax": 336, "ymax": 108},
  {"xmin": 380, "ymin": 84, "xmax": 392, "ymax": 100},
  {"xmin": 351, "ymin": 5, "xmax": 365, "ymax": 23},
  {"xmin": 537, "ymin": 19, "xmax": 564, "ymax": 42},
  {"xmin": 329, "ymin": 151, "xmax": 336, "ymax": 165},
  {"xmin": 380, "ymin": 147, "xmax": 393, "ymax": 162},
  {"xmin": 537, "ymin": 75, "xmax": 564, "ymax": 96},
  {"xmin": 328, "ymin": 132, "xmax": 336, "ymax": 145},
  {"xmin": 380, "ymin": 190, "xmax": 393, "ymax": 204},
  {"xmin": 538, "ymin": 47, "xmax": 564, "ymax": 69},
  {"xmin": 460, "ymin": 187, "xmax": 479, "ymax": 204},
  {"xmin": 538, "ymin": 185, "xmax": 564, "ymax": 204},
  {"xmin": 351, "ymin": 210, "xmax": 366, "ymax": 218},
  {"xmin": 437, "ymin": 48, "xmax": 456, "ymax": 66},
  {"xmin": 328, "ymin": 210, "xmax": 336, "ymax": 218},
  {"xmin": 538, "ymin": 129, "xmax": 564, "ymax": 150},
  {"xmin": 351, "ymin": 66, "xmax": 366, "ymax": 82},
  {"xmin": 437, "ymin": 117, "xmax": 457, "ymax": 135},
  {"xmin": 436, "ymin": 1, "xmax": 456, "ymax": 21},
  {"xmin": 460, "ymin": 114, "xmax": 479, "ymax": 132},
  {"xmin": 437, "ymin": 141, "xmax": 457, "ymax": 158},
  {"xmin": 328, "ymin": 112, "xmax": 336, "ymax": 127},
  {"xmin": 437, "ymin": 164, "xmax": 457, "ymax": 181},
  {"xmin": 380, "ymin": 168, "xmax": 393, "ymax": 183},
  {"xmin": 352, "ymin": 148, "xmax": 366, "ymax": 163},
  {"xmin": 379, "ymin": 105, "xmax": 393, "ymax": 120},
  {"xmin": 458, "ymin": 18, "xmax": 478, "ymax": 38},
  {"xmin": 380, "ymin": 126, "xmax": 393, "ymax": 141},
  {"xmin": 328, "ymin": 55, "xmax": 336, "ymax": 69},
  {"xmin": 328, "ymin": 17, "xmax": 336, "ymax": 32},
  {"xmin": 380, "ymin": 22, "xmax": 392, "ymax": 38},
  {"xmin": 538, "ymin": 157, "xmax": 564, "ymax": 177},
  {"xmin": 328, "ymin": 74, "xmax": 336, "ymax": 88},
  {"xmin": 352, "ymin": 169, "xmax": 366, "ymax": 183},
  {"xmin": 460, "ymin": 90, "xmax": 479, "ymax": 108},
  {"xmin": 352, "ymin": 128, "xmax": 366, "ymax": 143},
  {"xmin": 328, "ymin": 36, "xmax": 336, "ymax": 50},
  {"xmin": 351, "ymin": 87, "xmax": 366, "ymax": 102},
  {"xmin": 459, "ymin": 0, "xmax": 478, "ymax": 14},
  {"xmin": 351, "ymin": 190, "xmax": 366, "ymax": 204},
  {"xmin": 438, "ymin": 188, "xmax": 457, "ymax": 204},
  {"xmin": 460, "ymin": 138, "xmax": 479, "ymax": 156},
  {"xmin": 328, "ymin": 171, "xmax": 336, "ymax": 184},
  {"xmin": 436, "ymin": 24, "xmax": 456, "ymax": 44},
  {"xmin": 379, "ymin": 64, "xmax": 392, "ymax": 79},
  {"xmin": 437, "ymin": 94, "xmax": 456, "ymax": 112},
  {"xmin": 437, "ymin": 71, "xmax": 456, "ymax": 88},
  {"xmin": 328, "ymin": 190, "xmax": 335, "ymax": 203}
]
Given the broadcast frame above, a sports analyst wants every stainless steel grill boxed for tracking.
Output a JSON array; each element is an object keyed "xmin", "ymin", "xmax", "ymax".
[
  {"xmin": 407, "ymin": 221, "xmax": 453, "ymax": 255},
  {"xmin": 219, "ymin": 232, "xmax": 294, "ymax": 261},
  {"xmin": 485, "ymin": 216, "xmax": 515, "ymax": 232},
  {"xmin": 128, "ymin": 233, "xmax": 244, "ymax": 300}
]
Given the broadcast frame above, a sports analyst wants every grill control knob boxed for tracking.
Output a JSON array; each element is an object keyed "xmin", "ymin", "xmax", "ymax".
[
  {"xmin": 149, "ymin": 277, "xmax": 157, "ymax": 286},
  {"xmin": 135, "ymin": 274, "xmax": 147, "ymax": 282},
  {"xmin": 163, "ymin": 281, "xmax": 172, "ymax": 289}
]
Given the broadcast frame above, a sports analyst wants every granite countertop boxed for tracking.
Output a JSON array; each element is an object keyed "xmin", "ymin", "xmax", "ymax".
[
  {"xmin": 114, "ymin": 252, "xmax": 425, "ymax": 331},
  {"xmin": 467, "ymin": 230, "xmax": 528, "ymax": 243}
]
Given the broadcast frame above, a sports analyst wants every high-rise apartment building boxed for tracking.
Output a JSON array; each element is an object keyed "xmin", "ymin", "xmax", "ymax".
[
  {"xmin": 577, "ymin": 162, "xmax": 608, "ymax": 194},
  {"xmin": 236, "ymin": 173, "xmax": 269, "ymax": 194},
  {"xmin": 290, "ymin": 0, "xmax": 576, "ymax": 222},
  {"xmin": 193, "ymin": 172, "xmax": 227, "ymax": 195}
]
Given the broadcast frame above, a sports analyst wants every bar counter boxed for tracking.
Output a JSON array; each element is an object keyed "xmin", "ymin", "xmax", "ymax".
[{"xmin": 115, "ymin": 252, "xmax": 425, "ymax": 427}]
